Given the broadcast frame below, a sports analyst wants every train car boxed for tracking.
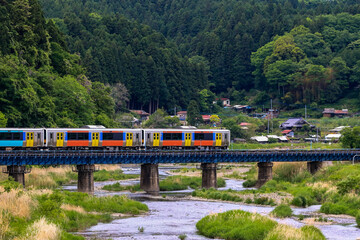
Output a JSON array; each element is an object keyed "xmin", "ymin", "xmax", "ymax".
[
  {"xmin": 144, "ymin": 129, "xmax": 230, "ymax": 149},
  {"xmin": 46, "ymin": 128, "xmax": 142, "ymax": 149},
  {"xmin": 0, "ymin": 128, "xmax": 45, "ymax": 149}
]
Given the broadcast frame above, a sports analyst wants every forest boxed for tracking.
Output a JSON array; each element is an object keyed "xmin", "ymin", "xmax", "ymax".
[{"xmin": 2, "ymin": 0, "xmax": 360, "ymax": 127}]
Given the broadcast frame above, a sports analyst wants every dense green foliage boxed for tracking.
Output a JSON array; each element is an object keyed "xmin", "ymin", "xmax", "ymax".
[
  {"xmin": 196, "ymin": 210, "xmax": 324, "ymax": 240},
  {"xmin": 270, "ymin": 204, "xmax": 292, "ymax": 218},
  {"xmin": 340, "ymin": 126, "xmax": 360, "ymax": 148},
  {"xmin": 0, "ymin": 0, "xmax": 116, "ymax": 127},
  {"xmin": 39, "ymin": 0, "xmax": 360, "ymax": 109},
  {"xmin": 93, "ymin": 169, "xmax": 138, "ymax": 181}
]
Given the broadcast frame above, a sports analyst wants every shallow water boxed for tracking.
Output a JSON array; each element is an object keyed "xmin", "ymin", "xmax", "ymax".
[{"xmin": 68, "ymin": 167, "xmax": 360, "ymax": 240}]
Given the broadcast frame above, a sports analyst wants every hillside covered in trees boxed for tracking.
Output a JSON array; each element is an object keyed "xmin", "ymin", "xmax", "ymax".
[
  {"xmin": 40, "ymin": 0, "xmax": 360, "ymax": 109},
  {"xmin": 0, "ymin": 0, "xmax": 115, "ymax": 127}
]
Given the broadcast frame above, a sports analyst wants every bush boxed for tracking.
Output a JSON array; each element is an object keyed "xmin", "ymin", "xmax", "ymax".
[
  {"xmin": 320, "ymin": 202, "xmax": 348, "ymax": 215},
  {"xmin": 243, "ymin": 179, "xmax": 257, "ymax": 188},
  {"xmin": 196, "ymin": 210, "xmax": 277, "ymax": 240},
  {"xmin": 271, "ymin": 204, "xmax": 292, "ymax": 218},
  {"xmin": 291, "ymin": 196, "xmax": 307, "ymax": 207},
  {"xmin": 356, "ymin": 212, "xmax": 360, "ymax": 227}
]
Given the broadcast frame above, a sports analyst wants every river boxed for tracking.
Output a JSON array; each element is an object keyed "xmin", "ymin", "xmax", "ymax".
[{"xmin": 63, "ymin": 167, "xmax": 360, "ymax": 240}]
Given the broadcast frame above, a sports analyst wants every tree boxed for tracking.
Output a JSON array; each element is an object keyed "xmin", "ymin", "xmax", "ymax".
[
  {"xmin": 187, "ymin": 100, "xmax": 202, "ymax": 126},
  {"xmin": 210, "ymin": 115, "xmax": 220, "ymax": 127},
  {"xmin": 0, "ymin": 112, "xmax": 7, "ymax": 127},
  {"xmin": 341, "ymin": 127, "xmax": 360, "ymax": 149}
]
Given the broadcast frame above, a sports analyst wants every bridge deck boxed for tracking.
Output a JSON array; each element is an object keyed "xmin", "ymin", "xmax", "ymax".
[{"xmin": 1, "ymin": 150, "xmax": 360, "ymax": 165}]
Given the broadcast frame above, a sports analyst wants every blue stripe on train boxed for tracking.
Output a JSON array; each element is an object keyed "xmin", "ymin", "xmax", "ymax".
[{"xmin": 0, "ymin": 141, "xmax": 23, "ymax": 147}]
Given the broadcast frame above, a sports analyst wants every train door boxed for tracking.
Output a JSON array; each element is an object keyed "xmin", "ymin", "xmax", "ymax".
[
  {"xmin": 153, "ymin": 133, "xmax": 160, "ymax": 147},
  {"xmin": 56, "ymin": 132, "xmax": 64, "ymax": 147},
  {"xmin": 26, "ymin": 132, "xmax": 34, "ymax": 147},
  {"xmin": 185, "ymin": 133, "xmax": 192, "ymax": 146},
  {"xmin": 126, "ymin": 133, "xmax": 133, "ymax": 146},
  {"xmin": 92, "ymin": 132, "xmax": 99, "ymax": 147},
  {"xmin": 215, "ymin": 133, "xmax": 222, "ymax": 146}
]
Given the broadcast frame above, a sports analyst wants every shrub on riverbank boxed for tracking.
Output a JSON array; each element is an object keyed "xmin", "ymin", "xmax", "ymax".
[
  {"xmin": 160, "ymin": 176, "xmax": 225, "ymax": 191},
  {"xmin": 192, "ymin": 188, "xmax": 277, "ymax": 205},
  {"xmin": 271, "ymin": 204, "xmax": 292, "ymax": 218},
  {"xmin": 94, "ymin": 169, "xmax": 138, "ymax": 181},
  {"xmin": 196, "ymin": 210, "xmax": 325, "ymax": 240},
  {"xmin": 0, "ymin": 182, "xmax": 148, "ymax": 239},
  {"xmin": 102, "ymin": 176, "xmax": 226, "ymax": 192}
]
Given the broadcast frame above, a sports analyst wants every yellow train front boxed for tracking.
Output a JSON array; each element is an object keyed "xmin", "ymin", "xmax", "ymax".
[{"xmin": 144, "ymin": 129, "xmax": 230, "ymax": 149}]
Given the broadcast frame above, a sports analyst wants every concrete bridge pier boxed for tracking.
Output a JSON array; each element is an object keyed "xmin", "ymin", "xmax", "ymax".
[
  {"xmin": 6, "ymin": 165, "xmax": 29, "ymax": 187},
  {"xmin": 76, "ymin": 164, "xmax": 96, "ymax": 193},
  {"xmin": 201, "ymin": 163, "xmax": 217, "ymax": 189},
  {"xmin": 256, "ymin": 162, "xmax": 273, "ymax": 188},
  {"xmin": 140, "ymin": 164, "xmax": 159, "ymax": 195},
  {"xmin": 307, "ymin": 161, "xmax": 323, "ymax": 175}
]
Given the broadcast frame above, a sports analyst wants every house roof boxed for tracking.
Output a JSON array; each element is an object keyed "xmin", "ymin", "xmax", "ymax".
[
  {"xmin": 177, "ymin": 111, "xmax": 187, "ymax": 115},
  {"xmin": 280, "ymin": 118, "xmax": 313, "ymax": 128},
  {"xmin": 250, "ymin": 136, "xmax": 268, "ymax": 142},
  {"xmin": 240, "ymin": 122, "xmax": 252, "ymax": 126},
  {"xmin": 282, "ymin": 130, "xmax": 293, "ymax": 134},
  {"xmin": 130, "ymin": 110, "xmax": 150, "ymax": 116},
  {"xmin": 334, "ymin": 109, "xmax": 348, "ymax": 114},
  {"xmin": 202, "ymin": 115, "xmax": 211, "ymax": 121},
  {"xmin": 325, "ymin": 134, "xmax": 342, "ymax": 139}
]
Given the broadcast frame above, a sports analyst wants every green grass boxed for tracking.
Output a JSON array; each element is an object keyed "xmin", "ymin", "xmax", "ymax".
[
  {"xmin": 271, "ymin": 204, "xmax": 292, "ymax": 218},
  {"xmin": 2, "ymin": 188, "xmax": 148, "ymax": 240},
  {"xmin": 61, "ymin": 191, "xmax": 148, "ymax": 214},
  {"xmin": 94, "ymin": 169, "xmax": 139, "ymax": 181},
  {"xmin": 192, "ymin": 188, "xmax": 276, "ymax": 205},
  {"xmin": 231, "ymin": 142, "xmax": 341, "ymax": 150},
  {"xmin": 196, "ymin": 210, "xmax": 325, "ymax": 240},
  {"xmin": 102, "ymin": 176, "xmax": 226, "ymax": 192}
]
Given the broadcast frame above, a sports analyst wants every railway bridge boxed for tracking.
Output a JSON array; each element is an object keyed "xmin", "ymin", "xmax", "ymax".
[{"xmin": 1, "ymin": 149, "xmax": 360, "ymax": 194}]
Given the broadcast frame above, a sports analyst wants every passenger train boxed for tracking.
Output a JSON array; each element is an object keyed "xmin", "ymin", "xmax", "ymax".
[{"xmin": 0, "ymin": 128, "xmax": 230, "ymax": 150}]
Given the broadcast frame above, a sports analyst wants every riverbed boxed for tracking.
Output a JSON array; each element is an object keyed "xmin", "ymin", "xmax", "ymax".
[{"xmin": 66, "ymin": 167, "xmax": 360, "ymax": 240}]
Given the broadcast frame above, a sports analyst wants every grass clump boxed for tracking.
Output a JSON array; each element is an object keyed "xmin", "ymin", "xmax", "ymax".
[
  {"xmin": 243, "ymin": 179, "xmax": 257, "ymax": 188},
  {"xmin": 264, "ymin": 224, "xmax": 325, "ymax": 240},
  {"xmin": 196, "ymin": 210, "xmax": 277, "ymax": 240},
  {"xmin": 102, "ymin": 182, "xmax": 141, "ymax": 192},
  {"xmin": 103, "ymin": 176, "xmax": 226, "ymax": 192},
  {"xmin": 160, "ymin": 176, "xmax": 225, "ymax": 191},
  {"xmin": 271, "ymin": 204, "xmax": 292, "ymax": 218},
  {"xmin": 356, "ymin": 212, "xmax": 360, "ymax": 227},
  {"xmin": 0, "ymin": 183, "xmax": 148, "ymax": 240},
  {"xmin": 197, "ymin": 210, "xmax": 325, "ymax": 240},
  {"xmin": 94, "ymin": 169, "xmax": 138, "ymax": 181}
]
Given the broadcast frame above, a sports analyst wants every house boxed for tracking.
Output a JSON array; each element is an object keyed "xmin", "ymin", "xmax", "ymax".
[
  {"xmin": 282, "ymin": 129, "xmax": 294, "ymax": 137},
  {"xmin": 233, "ymin": 105, "xmax": 254, "ymax": 114},
  {"xmin": 329, "ymin": 126, "xmax": 350, "ymax": 133},
  {"xmin": 214, "ymin": 98, "xmax": 231, "ymax": 107},
  {"xmin": 322, "ymin": 108, "xmax": 349, "ymax": 118},
  {"xmin": 279, "ymin": 118, "xmax": 314, "ymax": 130},
  {"xmin": 240, "ymin": 122, "xmax": 252, "ymax": 130},
  {"xmin": 202, "ymin": 115, "xmax": 211, "ymax": 123},
  {"xmin": 250, "ymin": 136, "xmax": 268, "ymax": 143},
  {"xmin": 130, "ymin": 110, "xmax": 150, "ymax": 121},
  {"xmin": 176, "ymin": 111, "xmax": 187, "ymax": 121},
  {"xmin": 325, "ymin": 133, "xmax": 342, "ymax": 142}
]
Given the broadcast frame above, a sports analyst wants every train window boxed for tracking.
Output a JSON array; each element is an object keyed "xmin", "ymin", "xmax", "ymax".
[
  {"xmin": 136, "ymin": 133, "xmax": 139, "ymax": 139},
  {"xmin": 38, "ymin": 133, "xmax": 41, "ymax": 139},
  {"xmin": 0, "ymin": 133, "xmax": 12, "ymax": 140},
  {"xmin": 50, "ymin": 133, "xmax": 53, "ymax": 140},
  {"xmin": 225, "ymin": 134, "xmax": 227, "ymax": 140},
  {"xmin": 68, "ymin": 133, "xmax": 77, "ymax": 140},
  {"xmin": 77, "ymin": 133, "xmax": 89, "ymax": 140},
  {"xmin": 13, "ymin": 133, "xmax": 21, "ymax": 140},
  {"xmin": 147, "ymin": 134, "xmax": 150, "ymax": 139},
  {"xmin": 163, "ymin": 133, "xmax": 172, "ymax": 140},
  {"xmin": 195, "ymin": 133, "xmax": 213, "ymax": 140}
]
